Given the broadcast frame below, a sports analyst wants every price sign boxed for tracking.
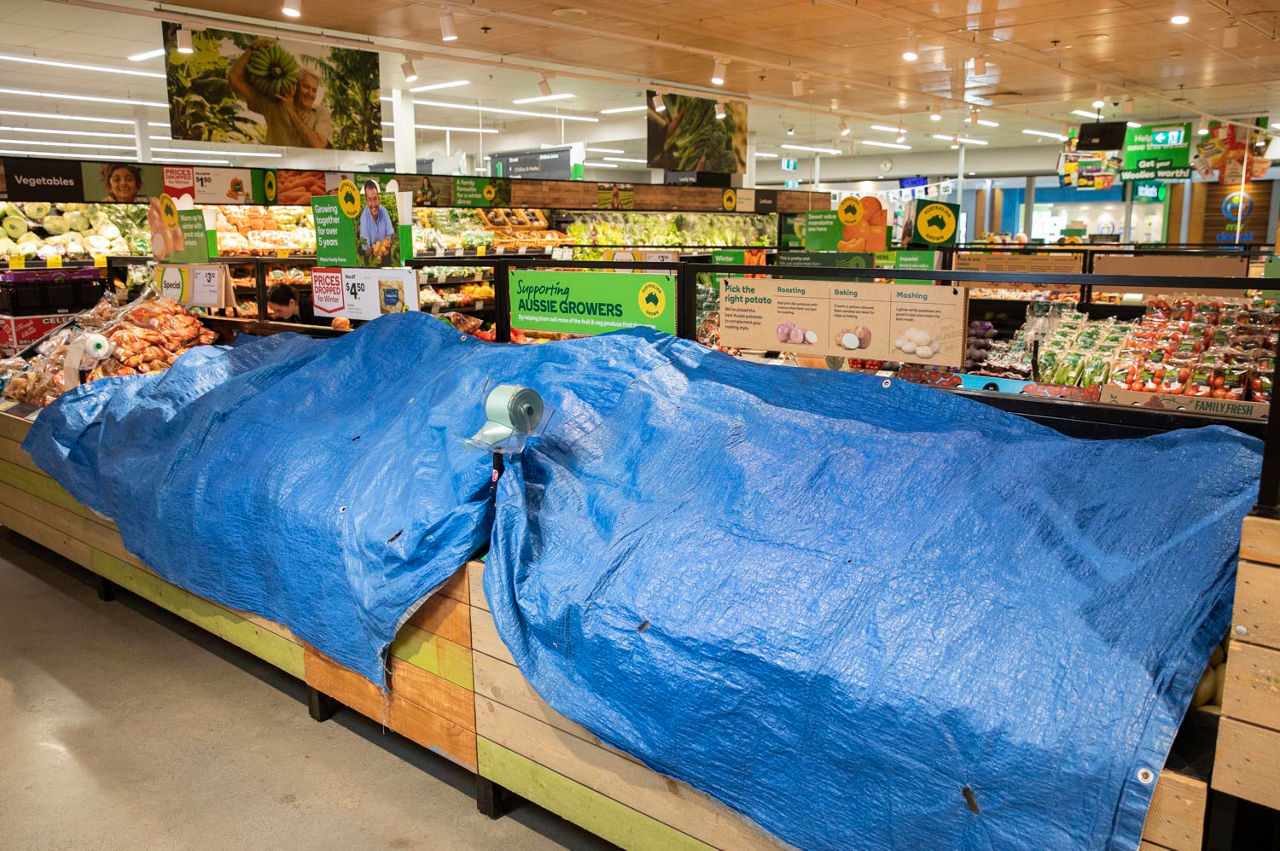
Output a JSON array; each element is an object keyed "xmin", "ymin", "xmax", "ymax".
[
  {"xmin": 454, "ymin": 248, "xmax": 465, "ymax": 257},
  {"xmin": 93, "ymin": 254, "xmax": 108, "ymax": 268},
  {"xmin": 188, "ymin": 265, "xmax": 223, "ymax": 307},
  {"xmin": 7, "ymin": 255, "xmax": 24, "ymax": 269},
  {"xmin": 46, "ymin": 255, "xmax": 62, "ymax": 268},
  {"xmin": 518, "ymin": 246, "xmax": 527, "ymax": 255},
  {"xmin": 435, "ymin": 248, "xmax": 444, "ymax": 257}
]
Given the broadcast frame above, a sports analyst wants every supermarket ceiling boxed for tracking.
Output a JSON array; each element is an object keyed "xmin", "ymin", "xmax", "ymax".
[{"xmin": 2, "ymin": 0, "xmax": 1280, "ymax": 172}]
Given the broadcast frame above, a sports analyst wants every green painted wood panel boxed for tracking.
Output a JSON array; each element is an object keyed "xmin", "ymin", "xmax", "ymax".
[
  {"xmin": 89, "ymin": 549, "xmax": 304, "ymax": 679},
  {"xmin": 0, "ymin": 458, "xmax": 98, "ymax": 520},
  {"xmin": 477, "ymin": 738, "xmax": 712, "ymax": 851},
  {"xmin": 389, "ymin": 625, "xmax": 473, "ymax": 691}
]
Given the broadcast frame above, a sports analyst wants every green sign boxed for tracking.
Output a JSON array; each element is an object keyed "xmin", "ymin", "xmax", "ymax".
[
  {"xmin": 875, "ymin": 249, "xmax": 937, "ymax": 285},
  {"xmin": 803, "ymin": 211, "xmax": 843, "ymax": 251},
  {"xmin": 1120, "ymin": 122, "xmax": 1192, "ymax": 180},
  {"xmin": 1133, "ymin": 180, "xmax": 1167, "ymax": 203},
  {"xmin": 312, "ymin": 195, "xmax": 358, "ymax": 266},
  {"xmin": 510, "ymin": 270, "xmax": 676, "ymax": 336},
  {"xmin": 453, "ymin": 176, "xmax": 512, "ymax": 208},
  {"xmin": 778, "ymin": 251, "xmax": 874, "ymax": 268}
]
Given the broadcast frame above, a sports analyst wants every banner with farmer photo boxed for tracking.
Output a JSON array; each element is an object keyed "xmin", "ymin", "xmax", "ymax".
[{"xmin": 161, "ymin": 23, "xmax": 382, "ymax": 153}]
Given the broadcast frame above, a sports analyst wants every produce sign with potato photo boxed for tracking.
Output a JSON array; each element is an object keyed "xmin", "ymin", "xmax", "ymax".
[
  {"xmin": 647, "ymin": 91, "xmax": 747, "ymax": 174},
  {"xmin": 147, "ymin": 194, "xmax": 211, "ymax": 263},
  {"xmin": 719, "ymin": 276, "xmax": 965, "ymax": 368},
  {"xmin": 161, "ymin": 23, "xmax": 382, "ymax": 153}
]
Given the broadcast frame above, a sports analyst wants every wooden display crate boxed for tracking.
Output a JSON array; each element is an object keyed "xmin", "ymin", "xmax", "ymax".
[
  {"xmin": 0, "ymin": 410, "xmax": 1213, "ymax": 849},
  {"xmin": 1213, "ymin": 514, "xmax": 1280, "ymax": 810}
]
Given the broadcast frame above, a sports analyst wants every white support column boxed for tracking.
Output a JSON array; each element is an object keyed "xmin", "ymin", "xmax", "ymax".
[
  {"xmin": 744, "ymin": 142, "xmax": 757, "ymax": 189},
  {"xmin": 1022, "ymin": 175, "xmax": 1035, "ymax": 236},
  {"xmin": 1122, "ymin": 181, "xmax": 1134, "ymax": 243},
  {"xmin": 133, "ymin": 105, "xmax": 152, "ymax": 163},
  {"xmin": 1180, "ymin": 179, "xmax": 1192, "ymax": 243},
  {"xmin": 392, "ymin": 88, "xmax": 416, "ymax": 172}
]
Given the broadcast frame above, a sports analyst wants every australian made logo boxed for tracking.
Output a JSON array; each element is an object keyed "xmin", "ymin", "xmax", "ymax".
[
  {"xmin": 917, "ymin": 203, "xmax": 956, "ymax": 243},
  {"xmin": 637, "ymin": 281, "xmax": 666, "ymax": 319},
  {"xmin": 837, "ymin": 196, "xmax": 864, "ymax": 226}
]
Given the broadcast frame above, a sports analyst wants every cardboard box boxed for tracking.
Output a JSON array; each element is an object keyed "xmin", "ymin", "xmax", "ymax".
[{"xmin": 0, "ymin": 313, "xmax": 68, "ymax": 352}]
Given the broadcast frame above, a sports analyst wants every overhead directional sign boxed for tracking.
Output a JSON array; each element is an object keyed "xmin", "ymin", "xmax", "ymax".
[{"xmin": 1120, "ymin": 122, "xmax": 1193, "ymax": 181}]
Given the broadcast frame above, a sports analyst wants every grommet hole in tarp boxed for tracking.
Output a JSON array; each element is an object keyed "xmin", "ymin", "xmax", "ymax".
[
  {"xmin": 637, "ymin": 620, "xmax": 650, "ymax": 631},
  {"xmin": 388, "ymin": 530, "xmax": 403, "ymax": 543},
  {"xmin": 962, "ymin": 786, "xmax": 981, "ymax": 814}
]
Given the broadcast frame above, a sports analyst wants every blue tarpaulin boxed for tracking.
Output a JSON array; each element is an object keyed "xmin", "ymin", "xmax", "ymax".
[{"xmin": 26, "ymin": 314, "xmax": 1261, "ymax": 850}]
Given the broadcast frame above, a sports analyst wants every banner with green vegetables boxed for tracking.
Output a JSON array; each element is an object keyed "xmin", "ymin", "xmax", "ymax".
[{"xmin": 647, "ymin": 91, "xmax": 747, "ymax": 174}]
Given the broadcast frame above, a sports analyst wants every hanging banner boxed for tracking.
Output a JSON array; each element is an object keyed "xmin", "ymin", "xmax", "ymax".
[
  {"xmin": 596, "ymin": 183, "xmax": 636, "ymax": 210},
  {"xmin": 510, "ymin": 270, "xmax": 676, "ymax": 336},
  {"xmin": 647, "ymin": 91, "xmax": 747, "ymax": 174},
  {"xmin": 1058, "ymin": 149, "xmax": 1121, "ymax": 190},
  {"xmin": 1119, "ymin": 122, "xmax": 1192, "ymax": 180},
  {"xmin": 161, "ymin": 22, "xmax": 382, "ymax": 152},
  {"xmin": 719, "ymin": 277, "xmax": 965, "ymax": 367}
]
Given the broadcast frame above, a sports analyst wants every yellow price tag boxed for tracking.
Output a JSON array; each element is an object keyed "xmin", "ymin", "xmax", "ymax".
[
  {"xmin": 8, "ymin": 255, "xmax": 25, "ymax": 269},
  {"xmin": 276, "ymin": 248, "xmax": 290, "ymax": 258},
  {"xmin": 476, "ymin": 244, "xmax": 487, "ymax": 257},
  {"xmin": 46, "ymin": 255, "xmax": 62, "ymax": 268},
  {"xmin": 93, "ymin": 254, "xmax": 108, "ymax": 268}
]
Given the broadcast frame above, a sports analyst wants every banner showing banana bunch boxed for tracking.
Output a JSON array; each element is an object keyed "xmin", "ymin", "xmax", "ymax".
[{"xmin": 161, "ymin": 22, "xmax": 382, "ymax": 153}]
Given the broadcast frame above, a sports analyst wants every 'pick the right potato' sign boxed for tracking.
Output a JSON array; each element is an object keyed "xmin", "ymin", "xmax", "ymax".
[{"xmin": 719, "ymin": 277, "xmax": 965, "ymax": 367}]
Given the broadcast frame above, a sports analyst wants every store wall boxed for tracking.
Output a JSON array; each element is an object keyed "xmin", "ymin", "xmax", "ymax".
[{"xmin": 755, "ymin": 145, "xmax": 1059, "ymax": 185}]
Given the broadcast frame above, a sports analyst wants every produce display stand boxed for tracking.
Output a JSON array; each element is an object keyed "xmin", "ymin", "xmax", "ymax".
[
  {"xmin": 0, "ymin": 408, "xmax": 1211, "ymax": 850},
  {"xmin": 7, "ymin": 258, "xmax": 1280, "ymax": 849}
]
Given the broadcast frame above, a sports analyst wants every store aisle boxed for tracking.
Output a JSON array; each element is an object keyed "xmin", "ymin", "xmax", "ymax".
[{"xmin": 0, "ymin": 531, "xmax": 606, "ymax": 851}]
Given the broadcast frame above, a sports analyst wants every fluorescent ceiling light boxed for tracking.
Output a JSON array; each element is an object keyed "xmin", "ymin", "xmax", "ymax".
[
  {"xmin": 0, "ymin": 125, "xmax": 135, "ymax": 139},
  {"xmin": 154, "ymin": 156, "xmax": 230, "ymax": 164},
  {"xmin": 870, "ymin": 124, "xmax": 902, "ymax": 133},
  {"xmin": 127, "ymin": 48, "xmax": 165, "ymax": 62},
  {"xmin": 583, "ymin": 161, "xmax": 619, "ymax": 168},
  {"xmin": 1072, "ymin": 109, "xmax": 1104, "ymax": 119},
  {"xmin": 0, "ymin": 148, "xmax": 135, "ymax": 160},
  {"xmin": 0, "ymin": 53, "xmax": 167, "ymax": 82},
  {"xmin": 408, "ymin": 79, "xmax": 469, "ymax": 93},
  {"xmin": 860, "ymin": 139, "xmax": 912, "ymax": 150},
  {"xmin": 1127, "ymin": 121, "xmax": 1142, "ymax": 128},
  {"xmin": 975, "ymin": 119, "xmax": 999, "ymax": 127},
  {"xmin": 413, "ymin": 97, "xmax": 599, "ymax": 122},
  {"xmin": 147, "ymin": 135, "xmax": 172, "ymax": 141},
  {"xmin": 542, "ymin": 142, "xmax": 580, "ymax": 149},
  {"xmin": 599, "ymin": 105, "xmax": 647, "ymax": 114},
  {"xmin": 440, "ymin": 12, "xmax": 458, "ymax": 41},
  {"xmin": 0, "ymin": 87, "xmax": 166, "ymax": 108},
  {"xmin": 512, "ymin": 93, "xmax": 575, "ymax": 104},
  {"xmin": 1023, "ymin": 129, "xmax": 1069, "ymax": 141},
  {"xmin": 0, "ymin": 137, "xmax": 135, "ymax": 150},
  {"xmin": 415, "ymin": 123, "xmax": 498, "ymax": 134},
  {"xmin": 152, "ymin": 147, "xmax": 284, "ymax": 157},
  {"xmin": 282, "ymin": 0, "xmax": 302, "ymax": 18},
  {"xmin": 754, "ymin": 151, "xmax": 779, "ymax": 158},
  {"xmin": 0, "ymin": 109, "xmax": 133, "ymax": 126},
  {"xmin": 782, "ymin": 143, "xmax": 841, "ymax": 154},
  {"xmin": 586, "ymin": 147, "xmax": 624, "ymax": 154},
  {"xmin": 147, "ymin": 121, "xmax": 169, "ymax": 127},
  {"xmin": 603, "ymin": 156, "xmax": 647, "ymax": 163},
  {"xmin": 401, "ymin": 59, "xmax": 418, "ymax": 84},
  {"xmin": 933, "ymin": 134, "xmax": 987, "ymax": 145}
]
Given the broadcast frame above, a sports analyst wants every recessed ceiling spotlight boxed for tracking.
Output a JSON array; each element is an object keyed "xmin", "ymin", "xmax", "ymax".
[
  {"xmin": 1171, "ymin": 0, "xmax": 1190, "ymax": 24},
  {"xmin": 903, "ymin": 29, "xmax": 919, "ymax": 62},
  {"xmin": 929, "ymin": 107, "xmax": 941, "ymax": 121},
  {"xmin": 282, "ymin": 0, "xmax": 302, "ymax": 17}
]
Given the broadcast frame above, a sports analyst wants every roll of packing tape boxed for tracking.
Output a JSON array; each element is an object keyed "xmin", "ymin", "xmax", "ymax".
[
  {"xmin": 83, "ymin": 333, "xmax": 111, "ymax": 359},
  {"xmin": 485, "ymin": 384, "xmax": 543, "ymax": 434}
]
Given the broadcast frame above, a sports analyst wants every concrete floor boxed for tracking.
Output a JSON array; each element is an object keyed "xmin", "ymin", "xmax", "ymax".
[{"xmin": 0, "ymin": 531, "xmax": 612, "ymax": 851}]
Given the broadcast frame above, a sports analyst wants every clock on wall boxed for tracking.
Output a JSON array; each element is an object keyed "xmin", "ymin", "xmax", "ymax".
[{"xmin": 879, "ymin": 158, "xmax": 894, "ymax": 173}]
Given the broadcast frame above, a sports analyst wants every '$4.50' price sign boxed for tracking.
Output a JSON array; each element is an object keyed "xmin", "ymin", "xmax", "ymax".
[{"xmin": 312, "ymin": 267, "xmax": 418, "ymax": 321}]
